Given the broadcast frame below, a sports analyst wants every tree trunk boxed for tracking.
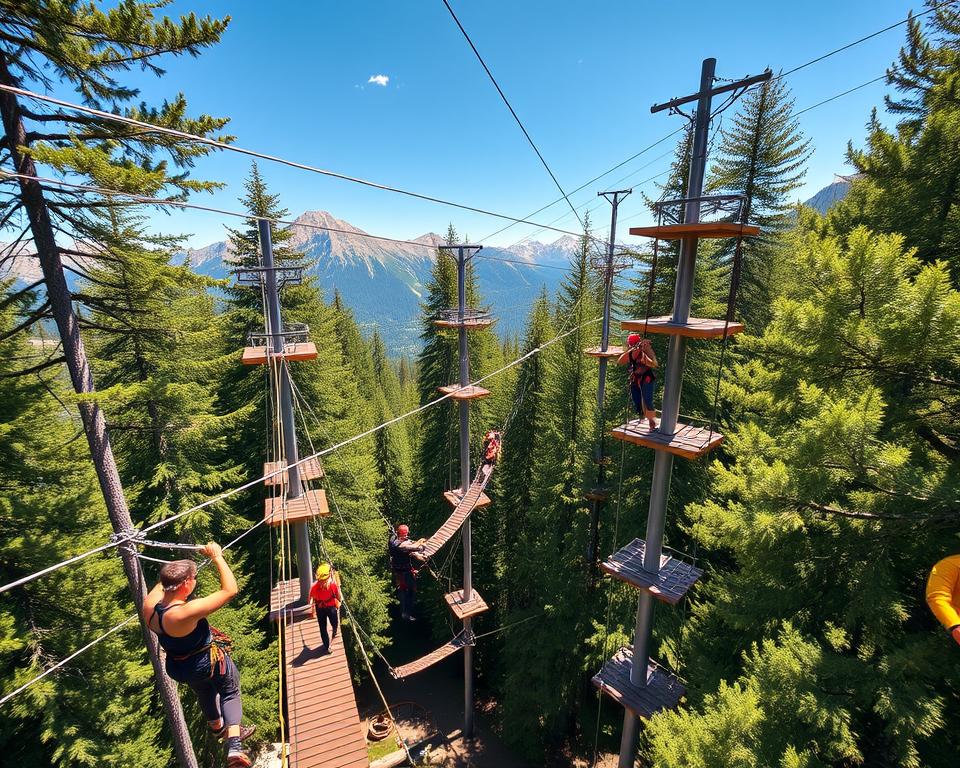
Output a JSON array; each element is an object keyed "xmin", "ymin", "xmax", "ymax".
[{"xmin": 0, "ymin": 56, "xmax": 199, "ymax": 768}]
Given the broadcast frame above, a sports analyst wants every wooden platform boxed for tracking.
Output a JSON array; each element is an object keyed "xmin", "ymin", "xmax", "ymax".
[
  {"xmin": 433, "ymin": 317, "xmax": 495, "ymax": 329},
  {"xmin": 438, "ymin": 384, "xmax": 492, "ymax": 400},
  {"xmin": 269, "ymin": 578, "xmax": 312, "ymax": 622},
  {"xmin": 263, "ymin": 457, "xmax": 324, "ymax": 487},
  {"xmin": 628, "ymin": 222, "xmax": 760, "ymax": 240},
  {"xmin": 264, "ymin": 489, "xmax": 329, "ymax": 526},
  {"xmin": 584, "ymin": 345, "xmax": 624, "ymax": 358},
  {"xmin": 620, "ymin": 316, "xmax": 745, "ymax": 339},
  {"xmin": 611, "ymin": 419, "xmax": 724, "ymax": 459},
  {"xmin": 391, "ymin": 636, "xmax": 467, "ymax": 680},
  {"xmin": 241, "ymin": 342, "xmax": 318, "ymax": 365},
  {"xmin": 424, "ymin": 468, "xmax": 496, "ymax": 558},
  {"xmin": 601, "ymin": 539, "xmax": 703, "ymax": 605},
  {"xmin": 444, "ymin": 588, "xmax": 489, "ymax": 620},
  {"xmin": 585, "ymin": 487, "xmax": 611, "ymax": 502},
  {"xmin": 592, "ymin": 647, "xmax": 685, "ymax": 719},
  {"xmin": 283, "ymin": 611, "xmax": 367, "ymax": 768}
]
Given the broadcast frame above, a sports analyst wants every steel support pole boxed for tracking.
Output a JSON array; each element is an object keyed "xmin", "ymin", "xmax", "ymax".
[
  {"xmin": 617, "ymin": 58, "xmax": 716, "ymax": 768},
  {"xmin": 589, "ymin": 189, "xmax": 631, "ymax": 572},
  {"xmin": 259, "ymin": 220, "xmax": 313, "ymax": 601}
]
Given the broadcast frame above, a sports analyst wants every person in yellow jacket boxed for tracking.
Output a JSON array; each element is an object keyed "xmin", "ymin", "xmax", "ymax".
[{"xmin": 925, "ymin": 554, "xmax": 960, "ymax": 645}]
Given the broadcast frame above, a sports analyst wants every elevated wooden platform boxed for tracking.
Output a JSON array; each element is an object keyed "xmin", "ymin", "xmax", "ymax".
[
  {"xmin": 424, "ymin": 467, "xmax": 496, "ymax": 558},
  {"xmin": 628, "ymin": 222, "xmax": 760, "ymax": 240},
  {"xmin": 601, "ymin": 539, "xmax": 703, "ymax": 605},
  {"xmin": 621, "ymin": 316, "xmax": 745, "ymax": 339},
  {"xmin": 391, "ymin": 636, "xmax": 468, "ymax": 680},
  {"xmin": 269, "ymin": 578, "xmax": 312, "ymax": 622},
  {"xmin": 444, "ymin": 588, "xmax": 489, "ymax": 620},
  {"xmin": 433, "ymin": 317, "xmax": 495, "ymax": 329},
  {"xmin": 264, "ymin": 489, "xmax": 329, "ymax": 526},
  {"xmin": 585, "ymin": 487, "xmax": 611, "ymax": 502},
  {"xmin": 584, "ymin": 345, "xmax": 624, "ymax": 359},
  {"xmin": 242, "ymin": 342, "xmax": 318, "ymax": 366},
  {"xmin": 263, "ymin": 457, "xmax": 324, "ymax": 487},
  {"xmin": 284, "ymin": 611, "xmax": 367, "ymax": 768},
  {"xmin": 612, "ymin": 419, "xmax": 723, "ymax": 459},
  {"xmin": 592, "ymin": 647, "xmax": 685, "ymax": 719},
  {"xmin": 438, "ymin": 384, "xmax": 491, "ymax": 401}
]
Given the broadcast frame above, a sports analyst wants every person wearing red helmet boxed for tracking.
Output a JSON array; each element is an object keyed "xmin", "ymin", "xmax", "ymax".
[
  {"xmin": 388, "ymin": 524, "xmax": 426, "ymax": 621},
  {"xmin": 618, "ymin": 333, "xmax": 659, "ymax": 429},
  {"xmin": 481, "ymin": 430, "xmax": 502, "ymax": 474}
]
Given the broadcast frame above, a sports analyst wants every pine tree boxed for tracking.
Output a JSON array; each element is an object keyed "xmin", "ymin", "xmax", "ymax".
[{"xmin": 708, "ymin": 78, "xmax": 811, "ymax": 329}]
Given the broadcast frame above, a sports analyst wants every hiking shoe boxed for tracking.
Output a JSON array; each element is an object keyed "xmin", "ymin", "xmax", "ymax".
[
  {"xmin": 212, "ymin": 724, "xmax": 256, "ymax": 742},
  {"xmin": 227, "ymin": 751, "xmax": 252, "ymax": 768}
]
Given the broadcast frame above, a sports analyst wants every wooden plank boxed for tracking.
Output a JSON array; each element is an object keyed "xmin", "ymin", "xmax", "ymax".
[
  {"xmin": 241, "ymin": 342, "xmax": 319, "ymax": 365},
  {"xmin": 620, "ymin": 316, "xmax": 745, "ymax": 339},
  {"xmin": 264, "ymin": 457, "xmax": 324, "ymax": 487},
  {"xmin": 584, "ymin": 345, "xmax": 624, "ymax": 358},
  {"xmin": 601, "ymin": 538, "xmax": 703, "ymax": 605},
  {"xmin": 283, "ymin": 617, "xmax": 367, "ymax": 768},
  {"xmin": 437, "ymin": 384, "xmax": 492, "ymax": 400},
  {"xmin": 611, "ymin": 419, "xmax": 723, "ymax": 460},
  {"xmin": 423, "ymin": 467, "xmax": 496, "ymax": 558},
  {"xmin": 592, "ymin": 646, "xmax": 685, "ymax": 719},
  {"xmin": 433, "ymin": 317, "xmax": 495, "ymax": 329},
  {"xmin": 264, "ymin": 489, "xmax": 329, "ymax": 526},
  {"xmin": 391, "ymin": 637, "xmax": 466, "ymax": 680},
  {"xmin": 445, "ymin": 588, "xmax": 490, "ymax": 620},
  {"xmin": 628, "ymin": 222, "xmax": 760, "ymax": 240}
]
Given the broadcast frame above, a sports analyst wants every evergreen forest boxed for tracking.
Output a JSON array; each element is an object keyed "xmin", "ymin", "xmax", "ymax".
[{"xmin": 0, "ymin": 2, "xmax": 958, "ymax": 768}]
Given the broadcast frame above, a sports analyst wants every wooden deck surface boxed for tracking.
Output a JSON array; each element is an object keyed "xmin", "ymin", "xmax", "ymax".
[
  {"xmin": 611, "ymin": 419, "xmax": 724, "ymax": 459},
  {"xmin": 263, "ymin": 457, "xmax": 324, "ymax": 487},
  {"xmin": 628, "ymin": 221, "xmax": 760, "ymax": 240},
  {"xmin": 601, "ymin": 538, "xmax": 703, "ymax": 605},
  {"xmin": 264, "ymin": 489, "xmax": 329, "ymax": 525},
  {"xmin": 423, "ymin": 468, "xmax": 494, "ymax": 558},
  {"xmin": 283, "ymin": 610, "xmax": 368, "ymax": 768},
  {"xmin": 620, "ymin": 316, "xmax": 745, "ymax": 339},
  {"xmin": 592, "ymin": 646, "xmax": 685, "ymax": 719},
  {"xmin": 241, "ymin": 342, "xmax": 319, "ymax": 365}
]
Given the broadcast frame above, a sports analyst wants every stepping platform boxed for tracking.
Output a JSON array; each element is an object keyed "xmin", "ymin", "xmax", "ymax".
[
  {"xmin": 264, "ymin": 457, "xmax": 324, "ymax": 487},
  {"xmin": 391, "ymin": 636, "xmax": 468, "ymax": 680},
  {"xmin": 283, "ymin": 613, "xmax": 367, "ymax": 768},
  {"xmin": 585, "ymin": 487, "xmax": 611, "ymax": 502},
  {"xmin": 592, "ymin": 647, "xmax": 685, "ymax": 719},
  {"xmin": 612, "ymin": 419, "xmax": 724, "ymax": 460},
  {"xmin": 438, "ymin": 384, "xmax": 491, "ymax": 401},
  {"xmin": 584, "ymin": 345, "xmax": 624, "ymax": 358},
  {"xmin": 241, "ymin": 343, "xmax": 318, "ymax": 366},
  {"xmin": 423, "ymin": 467, "xmax": 496, "ymax": 558},
  {"xmin": 601, "ymin": 538, "xmax": 703, "ymax": 605},
  {"xmin": 264, "ymin": 489, "xmax": 329, "ymax": 526},
  {"xmin": 269, "ymin": 578, "xmax": 312, "ymax": 622},
  {"xmin": 444, "ymin": 588, "xmax": 489, "ymax": 620},
  {"xmin": 621, "ymin": 316, "xmax": 745, "ymax": 339},
  {"xmin": 628, "ymin": 222, "xmax": 760, "ymax": 240}
]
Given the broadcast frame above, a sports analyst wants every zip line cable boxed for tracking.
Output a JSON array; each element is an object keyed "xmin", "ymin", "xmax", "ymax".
[
  {"xmin": 0, "ymin": 315, "xmax": 602, "ymax": 596},
  {"xmin": 440, "ymin": 0, "xmax": 586, "ymax": 233}
]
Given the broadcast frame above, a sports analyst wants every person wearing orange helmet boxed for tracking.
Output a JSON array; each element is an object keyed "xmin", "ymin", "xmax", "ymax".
[
  {"xmin": 388, "ymin": 524, "xmax": 426, "ymax": 621},
  {"xmin": 618, "ymin": 333, "xmax": 659, "ymax": 429},
  {"xmin": 308, "ymin": 562, "xmax": 341, "ymax": 654}
]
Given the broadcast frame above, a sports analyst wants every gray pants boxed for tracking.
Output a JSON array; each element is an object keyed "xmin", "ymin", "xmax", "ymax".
[{"xmin": 187, "ymin": 655, "xmax": 243, "ymax": 726}]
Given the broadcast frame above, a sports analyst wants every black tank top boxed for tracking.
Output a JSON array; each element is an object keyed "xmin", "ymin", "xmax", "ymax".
[{"xmin": 154, "ymin": 602, "xmax": 211, "ymax": 656}]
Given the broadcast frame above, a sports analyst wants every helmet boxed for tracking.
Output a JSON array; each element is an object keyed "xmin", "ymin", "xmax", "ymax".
[
  {"xmin": 627, "ymin": 333, "xmax": 642, "ymax": 346},
  {"xmin": 316, "ymin": 563, "xmax": 331, "ymax": 580},
  {"xmin": 397, "ymin": 524, "xmax": 409, "ymax": 538}
]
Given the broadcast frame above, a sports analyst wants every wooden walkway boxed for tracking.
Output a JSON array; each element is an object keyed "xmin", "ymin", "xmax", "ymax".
[
  {"xmin": 422, "ymin": 465, "xmax": 495, "ymax": 558},
  {"xmin": 282, "ymin": 602, "xmax": 368, "ymax": 768}
]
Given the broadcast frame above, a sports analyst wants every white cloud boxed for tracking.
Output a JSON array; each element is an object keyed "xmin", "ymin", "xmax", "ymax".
[{"xmin": 367, "ymin": 74, "xmax": 390, "ymax": 87}]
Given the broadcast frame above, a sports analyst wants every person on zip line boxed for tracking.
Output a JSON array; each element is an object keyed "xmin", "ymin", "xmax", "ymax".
[
  {"xmin": 142, "ymin": 542, "xmax": 255, "ymax": 768},
  {"xmin": 618, "ymin": 333, "xmax": 659, "ymax": 430},
  {"xmin": 389, "ymin": 524, "xmax": 426, "ymax": 622},
  {"xmin": 926, "ymin": 554, "xmax": 960, "ymax": 646},
  {"xmin": 308, "ymin": 562, "xmax": 341, "ymax": 654}
]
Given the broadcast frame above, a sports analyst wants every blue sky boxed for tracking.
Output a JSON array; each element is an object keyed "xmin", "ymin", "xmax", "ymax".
[{"xmin": 100, "ymin": 0, "xmax": 914, "ymax": 249}]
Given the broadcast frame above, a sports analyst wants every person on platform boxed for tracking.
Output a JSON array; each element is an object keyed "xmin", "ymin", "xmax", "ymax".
[
  {"xmin": 308, "ymin": 563, "xmax": 341, "ymax": 654},
  {"xmin": 617, "ymin": 333, "xmax": 659, "ymax": 430},
  {"xmin": 481, "ymin": 430, "xmax": 502, "ymax": 472},
  {"xmin": 142, "ymin": 543, "xmax": 254, "ymax": 768},
  {"xmin": 926, "ymin": 554, "xmax": 960, "ymax": 646},
  {"xmin": 389, "ymin": 525, "xmax": 426, "ymax": 622}
]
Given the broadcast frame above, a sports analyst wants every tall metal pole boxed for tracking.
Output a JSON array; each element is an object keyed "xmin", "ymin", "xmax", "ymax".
[
  {"xmin": 588, "ymin": 188, "xmax": 631, "ymax": 573},
  {"xmin": 617, "ymin": 57, "xmax": 716, "ymax": 768},
  {"xmin": 259, "ymin": 220, "xmax": 313, "ymax": 601}
]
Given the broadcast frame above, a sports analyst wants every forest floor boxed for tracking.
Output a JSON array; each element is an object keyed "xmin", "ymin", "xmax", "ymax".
[{"xmin": 354, "ymin": 610, "xmax": 527, "ymax": 767}]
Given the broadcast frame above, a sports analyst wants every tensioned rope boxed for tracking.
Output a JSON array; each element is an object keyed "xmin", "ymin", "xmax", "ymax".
[{"xmin": 0, "ymin": 314, "xmax": 601, "ymax": 596}]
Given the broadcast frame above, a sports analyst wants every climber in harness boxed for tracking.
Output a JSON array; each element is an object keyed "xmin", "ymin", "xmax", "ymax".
[
  {"xmin": 142, "ymin": 542, "xmax": 254, "ymax": 768},
  {"xmin": 389, "ymin": 524, "xmax": 426, "ymax": 622},
  {"xmin": 926, "ymin": 554, "xmax": 960, "ymax": 646},
  {"xmin": 618, "ymin": 333, "xmax": 659, "ymax": 430},
  {"xmin": 308, "ymin": 562, "xmax": 341, "ymax": 654},
  {"xmin": 481, "ymin": 429, "xmax": 502, "ymax": 475}
]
